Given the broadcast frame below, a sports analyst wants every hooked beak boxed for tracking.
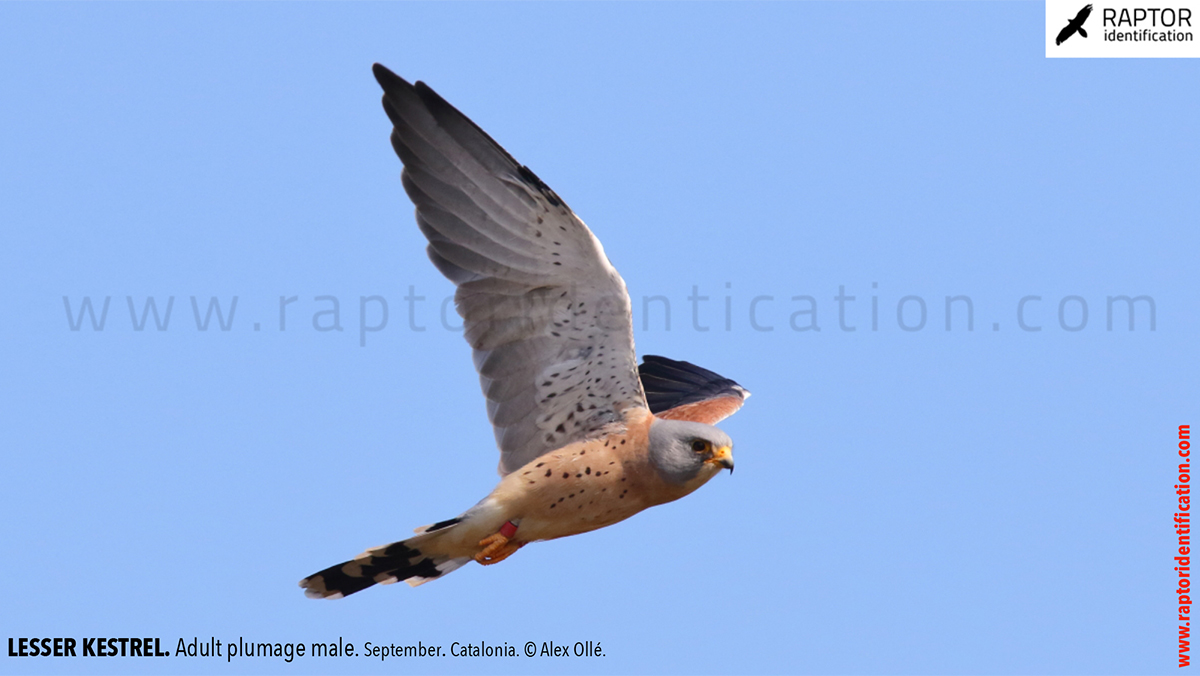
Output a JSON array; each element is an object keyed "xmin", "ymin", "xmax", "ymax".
[{"xmin": 706, "ymin": 445, "xmax": 734, "ymax": 473}]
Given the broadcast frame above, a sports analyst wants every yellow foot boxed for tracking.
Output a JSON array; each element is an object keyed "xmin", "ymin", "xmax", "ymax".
[{"xmin": 475, "ymin": 533, "xmax": 522, "ymax": 565}]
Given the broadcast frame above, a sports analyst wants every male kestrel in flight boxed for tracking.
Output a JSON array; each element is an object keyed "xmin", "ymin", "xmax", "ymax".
[{"xmin": 300, "ymin": 64, "xmax": 750, "ymax": 599}]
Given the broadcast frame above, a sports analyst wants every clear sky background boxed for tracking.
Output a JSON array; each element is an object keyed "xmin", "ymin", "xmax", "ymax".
[{"xmin": 1, "ymin": 2, "xmax": 1197, "ymax": 675}]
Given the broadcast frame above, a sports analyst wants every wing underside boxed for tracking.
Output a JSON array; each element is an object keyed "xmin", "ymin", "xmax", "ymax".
[{"xmin": 373, "ymin": 64, "xmax": 648, "ymax": 475}]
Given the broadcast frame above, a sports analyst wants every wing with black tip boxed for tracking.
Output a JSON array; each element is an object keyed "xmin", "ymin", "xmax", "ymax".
[
  {"xmin": 372, "ymin": 64, "xmax": 648, "ymax": 476},
  {"xmin": 638, "ymin": 355, "xmax": 749, "ymax": 425}
]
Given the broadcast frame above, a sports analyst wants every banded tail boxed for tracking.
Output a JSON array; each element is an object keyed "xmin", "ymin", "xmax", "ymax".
[{"xmin": 300, "ymin": 517, "xmax": 470, "ymax": 598}]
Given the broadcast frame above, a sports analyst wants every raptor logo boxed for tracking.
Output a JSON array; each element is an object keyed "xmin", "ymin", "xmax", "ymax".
[{"xmin": 1057, "ymin": 4, "xmax": 1094, "ymax": 44}]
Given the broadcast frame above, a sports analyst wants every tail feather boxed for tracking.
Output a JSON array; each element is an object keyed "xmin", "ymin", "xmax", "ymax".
[
  {"xmin": 300, "ymin": 524, "xmax": 469, "ymax": 599},
  {"xmin": 405, "ymin": 556, "xmax": 471, "ymax": 587},
  {"xmin": 412, "ymin": 515, "xmax": 462, "ymax": 535}
]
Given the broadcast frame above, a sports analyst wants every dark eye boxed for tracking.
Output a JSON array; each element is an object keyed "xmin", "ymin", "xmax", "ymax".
[{"xmin": 691, "ymin": 439, "xmax": 709, "ymax": 453}]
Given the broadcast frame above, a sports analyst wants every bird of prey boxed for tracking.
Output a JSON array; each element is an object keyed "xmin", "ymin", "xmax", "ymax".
[
  {"xmin": 1056, "ymin": 4, "xmax": 1093, "ymax": 45},
  {"xmin": 298, "ymin": 65, "xmax": 750, "ymax": 599}
]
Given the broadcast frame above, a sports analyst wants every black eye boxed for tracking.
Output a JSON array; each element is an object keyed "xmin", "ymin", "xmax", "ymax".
[{"xmin": 691, "ymin": 440, "xmax": 708, "ymax": 453}]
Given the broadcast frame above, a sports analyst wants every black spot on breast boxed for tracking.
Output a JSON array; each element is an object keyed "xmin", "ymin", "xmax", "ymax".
[
  {"xmin": 545, "ymin": 469, "xmax": 553, "ymax": 477},
  {"xmin": 563, "ymin": 473, "xmax": 570, "ymax": 479}
]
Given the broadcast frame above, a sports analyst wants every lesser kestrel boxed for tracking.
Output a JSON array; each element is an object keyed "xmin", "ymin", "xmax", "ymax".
[{"xmin": 300, "ymin": 65, "xmax": 749, "ymax": 599}]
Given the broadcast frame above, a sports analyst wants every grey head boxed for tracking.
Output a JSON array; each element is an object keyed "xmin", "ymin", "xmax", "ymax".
[{"xmin": 647, "ymin": 418, "xmax": 735, "ymax": 486}]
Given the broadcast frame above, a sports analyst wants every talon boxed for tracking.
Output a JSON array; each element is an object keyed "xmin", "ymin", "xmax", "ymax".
[{"xmin": 475, "ymin": 532, "xmax": 522, "ymax": 565}]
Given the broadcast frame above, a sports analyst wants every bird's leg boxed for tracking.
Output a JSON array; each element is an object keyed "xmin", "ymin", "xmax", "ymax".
[
  {"xmin": 475, "ymin": 520, "xmax": 523, "ymax": 565},
  {"xmin": 475, "ymin": 534, "xmax": 521, "ymax": 565}
]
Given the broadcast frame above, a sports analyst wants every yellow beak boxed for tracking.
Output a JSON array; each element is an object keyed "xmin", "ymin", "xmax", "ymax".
[{"xmin": 706, "ymin": 445, "xmax": 734, "ymax": 472}]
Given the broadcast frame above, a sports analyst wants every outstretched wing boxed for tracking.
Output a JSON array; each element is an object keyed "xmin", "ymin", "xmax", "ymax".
[
  {"xmin": 373, "ymin": 64, "xmax": 647, "ymax": 475},
  {"xmin": 639, "ymin": 356, "xmax": 749, "ymax": 425},
  {"xmin": 1074, "ymin": 4, "xmax": 1093, "ymax": 23},
  {"xmin": 1055, "ymin": 23, "xmax": 1076, "ymax": 45}
]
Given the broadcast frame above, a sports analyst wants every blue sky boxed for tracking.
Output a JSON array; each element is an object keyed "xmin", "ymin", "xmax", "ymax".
[{"xmin": 1, "ymin": 2, "xmax": 1197, "ymax": 675}]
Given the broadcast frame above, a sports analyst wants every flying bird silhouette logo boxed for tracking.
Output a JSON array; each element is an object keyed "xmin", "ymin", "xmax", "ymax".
[{"xmin": 1056, "ymin": 4, "xmax": 1093, "ymax": 45}]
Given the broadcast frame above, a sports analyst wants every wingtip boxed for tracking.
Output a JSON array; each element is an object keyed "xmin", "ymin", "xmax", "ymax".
[{"xmin": 372, "ymin": 63, "xmax": 410, "ymax": 92}]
